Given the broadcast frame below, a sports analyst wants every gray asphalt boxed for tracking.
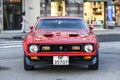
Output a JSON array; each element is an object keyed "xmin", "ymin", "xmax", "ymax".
[
  {"xmin": 0, "ymin": 41, "xmax": 120, "ymax": 80},
  {"xmin": 98, "ymin": 34, "xmax": 120, "ymax": 42}
]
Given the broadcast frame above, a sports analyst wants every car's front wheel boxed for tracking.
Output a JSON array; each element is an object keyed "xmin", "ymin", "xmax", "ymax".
[
  {"xmin": 24, "ymin": 54, "xmax": 34, "ymax": 71},
  {"xmin": 88, "ymin": 52, "xmax": 99, "ymax": 70}
]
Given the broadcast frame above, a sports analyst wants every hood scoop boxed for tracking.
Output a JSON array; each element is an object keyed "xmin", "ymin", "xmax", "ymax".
[
  {"xmin": 44, "ymin": 34, "xmax": 53, "ymax": 37},
  {"xmin": 69, "ymin": 34, "xmax": 79, "ymax": 37}
]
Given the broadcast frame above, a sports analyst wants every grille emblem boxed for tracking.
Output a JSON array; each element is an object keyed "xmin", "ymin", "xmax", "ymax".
[{"xmin": 59, "ymin": 46, "xmax": 63, "ymax": 50}]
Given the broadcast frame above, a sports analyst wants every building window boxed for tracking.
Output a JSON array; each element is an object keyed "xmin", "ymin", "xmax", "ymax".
[
  {"xmin": 84, "ymin": 2, "xmax": 104, "ymax": 28},
  {"xmin": 0, "ymin": 0, "xmax": 1, "ymax": 7}
]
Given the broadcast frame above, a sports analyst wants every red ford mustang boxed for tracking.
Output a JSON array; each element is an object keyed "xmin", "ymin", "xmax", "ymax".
[{"xmin": 22, "ymin": 16, "xmax": 100, "ymax": 71}]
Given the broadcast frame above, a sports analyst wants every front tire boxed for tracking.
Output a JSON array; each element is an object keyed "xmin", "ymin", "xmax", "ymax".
[
  {"xmin": 88, "ymin": 52, "xmax": 99, "ymax": 70},
  {"xmin": 24, "ymin": 54, "xmax": 34, "ymax": 71}
]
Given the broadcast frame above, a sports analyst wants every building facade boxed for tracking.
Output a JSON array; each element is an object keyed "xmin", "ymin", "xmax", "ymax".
[
  {"xmin": 0, "ymin": 0, "xmax": 118, "ymax": 31},
  {"xmin": 40, "ymin": 0, "xmax": 84, "ymax": 17},
  {"xmin": 1, "ymin": 0, "xmax": 22, "ymax": 31},
  {"xmin": 113, "ymin": 2, "xmax": 120, "ymax": 27},
  {"xmin": 0, "ymin": 0, "xmax": 3, "ymax": 31}
]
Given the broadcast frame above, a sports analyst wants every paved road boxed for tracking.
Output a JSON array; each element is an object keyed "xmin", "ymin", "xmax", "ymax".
[
  {"xmin": 98, "ymin": 34, "xmax": 120, "ymax": 42},
  {"xmin": 0, "ymin": 40, "xmax": 120, "ymax": 80},
  {"xmin": 0, "ymin": 40, "xmax": 22, "ymax": 49},
  {"xmin": 0, "ymin": 40, "xmax": 22, "ymax": 60}
]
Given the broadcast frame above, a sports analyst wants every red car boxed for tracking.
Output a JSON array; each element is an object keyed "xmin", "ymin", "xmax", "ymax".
[{"xmin": 22, "ymin": 16, "xmax": 100, "ymax": 71}]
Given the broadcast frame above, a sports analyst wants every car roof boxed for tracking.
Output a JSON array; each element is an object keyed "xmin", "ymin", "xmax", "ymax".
[{"xmin": 38, "ymin": 16, "xmax": 83, "ymax": 20}]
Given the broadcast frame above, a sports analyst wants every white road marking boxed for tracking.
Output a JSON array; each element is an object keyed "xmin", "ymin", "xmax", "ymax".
[
  {"xmin": 0, "ymin": 45, "xmax": 22, "ymax": 48},
  {"xmin": 0, "ymin": 43, "xmax": 22, "ymax": 46},
  {"xmin": 0, "ymin": 41, "xmax": 23, "ymax": 49},
  {"xmin": 0, "ymin": 41, "xmax": 22, "ymax": 44}
]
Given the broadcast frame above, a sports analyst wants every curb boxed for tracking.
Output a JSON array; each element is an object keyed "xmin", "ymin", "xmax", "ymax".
[
  {"xmin": 13, "ymin": 35, "xmax": 26, "ymax": 40},
  {"xmin": 12, "ymin": 36, "xmax": 24, "ymax": 40},
  {"xmin": 95, "ymin": 33, "xmax": 120, "ymax": 36},
  {"xmin": 0, "ymin": 35, "xmax": 25, "ymax": 40}
]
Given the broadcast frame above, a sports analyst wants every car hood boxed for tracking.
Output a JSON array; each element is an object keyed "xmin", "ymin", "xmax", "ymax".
[{"xmin": 27, "ymin": 29, "xmax": 96, "ymax": 43}]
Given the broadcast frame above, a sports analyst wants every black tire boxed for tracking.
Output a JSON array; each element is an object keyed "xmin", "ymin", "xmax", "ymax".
[
  {"xmin": 24, "ymin": 54, "xmax": 34, "ymax": 71},
  {"xmin": 88, "ymin": 52, "xmax": 99, "ymax": 70}
]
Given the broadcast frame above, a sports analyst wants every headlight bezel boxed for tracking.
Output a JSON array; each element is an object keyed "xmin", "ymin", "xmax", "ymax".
[
  {"xmin": 29, "ymin": 44, "xmax": 39, "ymax": 53},
  {"xmin": 84, "ymin": 44, "xmax": 94, "ymax": 52}
]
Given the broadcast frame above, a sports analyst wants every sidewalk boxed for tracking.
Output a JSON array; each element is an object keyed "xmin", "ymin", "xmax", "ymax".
[
  {"xmin": 0, "ymin": 27, "xmax": 120, "ymax": 40},
  {"xmin": 93, "ymin": 27, "xmax": 120, "ymax": 35}
]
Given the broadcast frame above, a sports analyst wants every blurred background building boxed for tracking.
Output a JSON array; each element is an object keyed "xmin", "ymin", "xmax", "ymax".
[{"xmin": 0, "ymin": 0, "xmax": 119, "ymax": 31}]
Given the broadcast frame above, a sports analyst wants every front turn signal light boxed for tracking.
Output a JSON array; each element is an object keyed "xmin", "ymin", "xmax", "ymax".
[
  {"xmin": 30, "ymin": 56, "xmax": 39, "ymax": 60},
  {"xmin": 84, "ymin": 56, "xmax": 92, "ymax": 60}
]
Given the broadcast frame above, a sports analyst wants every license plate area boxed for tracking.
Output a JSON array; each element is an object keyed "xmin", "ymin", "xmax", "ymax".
[{"xmin": 53, "ymin": 56, "xmax": 69, "ymax": 65}]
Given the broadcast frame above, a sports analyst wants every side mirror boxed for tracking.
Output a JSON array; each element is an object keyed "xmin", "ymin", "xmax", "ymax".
[
  {"xmin": 89, "ymin": 25, "xmax": 94, "ymax": 33},
  {"xmin": 29, "ymin": 26, "xmax": 34, "ymax": 32},
  {"xmin": 37, "ymin": 16, "xmax": 40, "ymax": 19},
  {"xmin": 89, "ymin": 26, "xmax": 94, "ymax": 30}
]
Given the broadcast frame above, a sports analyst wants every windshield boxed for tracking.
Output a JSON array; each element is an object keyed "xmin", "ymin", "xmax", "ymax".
[{"xmin": 36, "ymin": 18, "xmax": 88, "ymax": 30}]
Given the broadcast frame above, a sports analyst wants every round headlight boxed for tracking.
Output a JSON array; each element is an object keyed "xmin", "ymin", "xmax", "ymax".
[
  {"xmin": 84, "ymin": 44, "xmax": 93, "ymax": 52},
  {"xmin": 29, "ymin": 45, "xmax": 38, "ymax": 53}
]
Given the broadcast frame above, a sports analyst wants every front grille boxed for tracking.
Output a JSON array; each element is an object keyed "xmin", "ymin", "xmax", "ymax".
[{"xmin": 39, "ymin": 44, "xmax": 83, "ymax": 52}]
